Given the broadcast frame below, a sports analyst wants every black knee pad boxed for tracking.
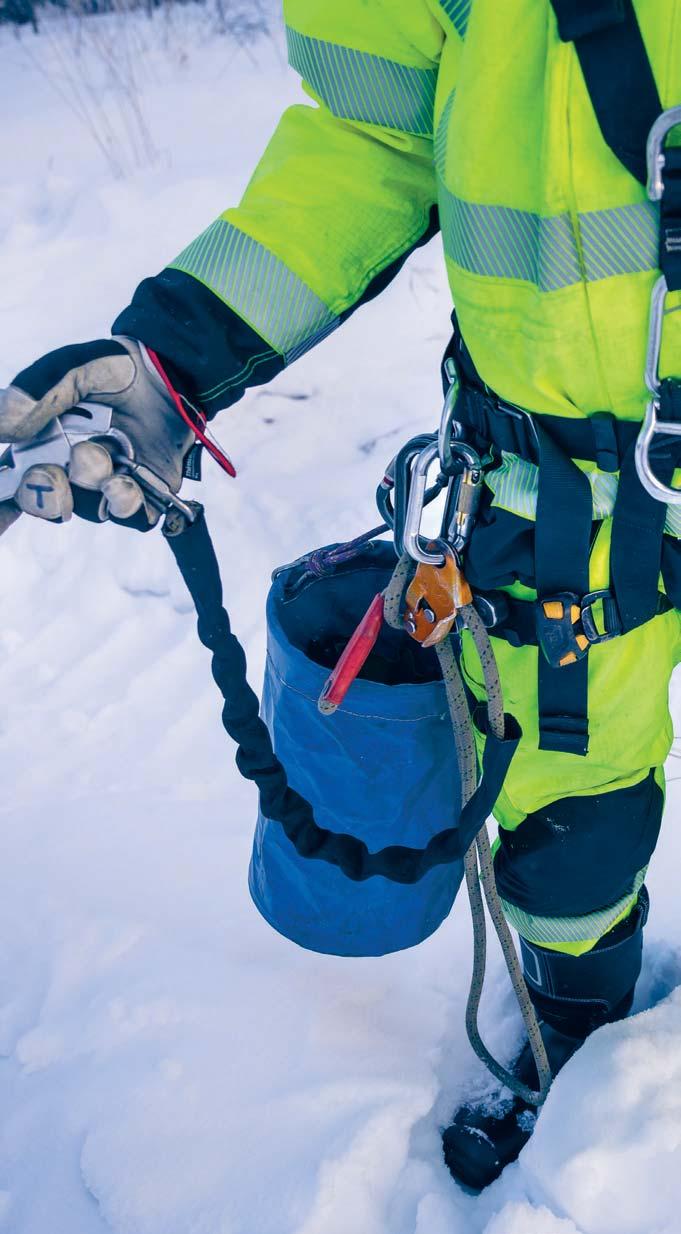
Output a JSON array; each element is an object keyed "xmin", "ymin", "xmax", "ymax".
[
  {"xmin": 520, "ymin": 887, "xmax": 649, "ymax": 1038},
  {"xmin": 494, "ymin": 771, "xmax": 662, "ymax": 917}
]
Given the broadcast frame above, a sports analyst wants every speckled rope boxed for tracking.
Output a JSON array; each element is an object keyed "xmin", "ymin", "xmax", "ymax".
[{"xmin": 384, "ymin": 558, "xmax": 551, "ymax": 1105}]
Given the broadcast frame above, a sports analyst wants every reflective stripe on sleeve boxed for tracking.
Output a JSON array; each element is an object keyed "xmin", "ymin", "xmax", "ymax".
[
  {"xmin": 286, "ymin": 27, "xmax": 437, "ymax": 137},
  {"xmin": 171, "ymin": 219, "xmax": 339, "ymax": 360}
]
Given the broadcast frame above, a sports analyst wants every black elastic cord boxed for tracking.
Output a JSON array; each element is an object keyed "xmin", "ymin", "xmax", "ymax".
[{"xmin": 165, "ymin": 508, "xmax": 520, "ymax": 884}]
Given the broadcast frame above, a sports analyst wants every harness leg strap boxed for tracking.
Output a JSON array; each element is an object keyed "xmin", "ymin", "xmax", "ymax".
[
  {"xmin": 535, "ymin": 426, "xmax": 593, "ymax": 756},
  {"xmin": 610, "ymin": 435, "xmax": 673, "ymax": 633},
  {"xmin": 611, "ymin": 381, "xmax": 681, "ymax": 630}
]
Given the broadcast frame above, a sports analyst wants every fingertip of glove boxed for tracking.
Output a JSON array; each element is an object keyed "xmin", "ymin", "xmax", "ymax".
[{"xmin": 16, "ymin": 463, "xmax": 74, "ymax": 522}]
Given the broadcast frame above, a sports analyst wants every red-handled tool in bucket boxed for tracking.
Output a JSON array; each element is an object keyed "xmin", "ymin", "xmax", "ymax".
[{"xmin": 318, "ymin": 593, "xmax": 385, "ymax": 715}]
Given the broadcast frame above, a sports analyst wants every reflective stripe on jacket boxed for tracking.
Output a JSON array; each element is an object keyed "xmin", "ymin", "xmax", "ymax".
[{"xmin": 119, "ymin": 1, "xmax": 681, "ymax": 422}]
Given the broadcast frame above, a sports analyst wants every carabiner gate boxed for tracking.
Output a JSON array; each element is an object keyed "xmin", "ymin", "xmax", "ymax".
[{"xmin": 441, "ymin": 442, "xmax": 485, "ymax": 556}]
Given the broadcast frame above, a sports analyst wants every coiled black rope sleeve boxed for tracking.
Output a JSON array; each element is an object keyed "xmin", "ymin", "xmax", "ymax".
[{"xmin": 164, "ymin": 506, "xmax": 521, "ymax": 885}]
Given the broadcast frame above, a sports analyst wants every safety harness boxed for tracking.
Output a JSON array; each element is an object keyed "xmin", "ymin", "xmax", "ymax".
[{"xmin": 432, "ymin": 0, "xmax": 681, "ymax": 757}]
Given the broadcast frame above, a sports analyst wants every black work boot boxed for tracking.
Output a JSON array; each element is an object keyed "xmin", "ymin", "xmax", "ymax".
[{"xmin": 442, "ymin": 888, "xmax": 649, "ymax": 1191}]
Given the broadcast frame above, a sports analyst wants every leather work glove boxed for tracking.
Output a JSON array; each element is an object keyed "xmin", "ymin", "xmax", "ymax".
[{"xmin": 0, "ymin": 338, "xmax": 195, "ymax": 532}]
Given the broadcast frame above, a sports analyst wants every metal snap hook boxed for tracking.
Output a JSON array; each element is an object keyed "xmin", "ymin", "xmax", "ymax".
[
  {"xmin": 402, "ymin": 437, "xmax": 485, "ymax": 565},
  {"xmin": 442, "ymin": 442, "xmax": 485, "ymax": 556},
  {"xmin": 402, "ymin": 441, "xmax": 446, "ymax": 565},
  {"xmin": 633, "ymin": 107, "xmax": 681, "ymax": 505},
  {"xmin": 635, "ymin": 278, "xmax": 681, "ymax": 504},
  {"xmin": 646, "ymin": 105, "xmax": 681, "ymax": 202},
  {"xmin": 634, "ymin": 397, "xmax": 681, "ymax": 504}
]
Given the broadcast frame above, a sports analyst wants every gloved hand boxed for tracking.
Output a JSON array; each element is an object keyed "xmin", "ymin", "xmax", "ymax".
[{"xmin": 0, "ymin": 337, "xmax": 195, "ymax": 530}]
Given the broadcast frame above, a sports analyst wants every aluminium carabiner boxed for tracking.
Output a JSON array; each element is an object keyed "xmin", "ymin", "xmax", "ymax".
[
  {"xmin": 634, "ymin": 274, "xmax": 681, "ymax": 505},
  {"xmin": 402, "ymin": 441, "xmax": 446, "ymax": 565},
  {"xmin": 402, "ymin": 438, "xmax": 484, "ymax": 566},
  {"xmin": 441, "ymin": 440, "xmax": 485, "ymax": 556},
  {"xmin": 377, "ymin": 433, "xmax": 447, "ymax": 558},
  {"xmin": 646, "ymin": 106, "xmax": 681, "ymax": 202},
  {"xmin": 634, "ymin": 106, "xmax": 681, "ymax": 505}
]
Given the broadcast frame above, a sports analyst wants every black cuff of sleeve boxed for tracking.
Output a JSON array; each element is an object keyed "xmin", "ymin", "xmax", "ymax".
[
  {"xmin": 112, "ymin": 268, "xmax": 284, "ymax": 419},
  {"xmin": 113, "ymin": 205, "xmax": 440, "ymax": 418}
]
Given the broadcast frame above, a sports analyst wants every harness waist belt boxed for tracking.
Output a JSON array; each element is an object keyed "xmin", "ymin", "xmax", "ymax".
[
  {"xmin": 456, "ymin": 385, "xmax": 640, "ymax": 473},
  {"xmin": 474, "ymin": 588, "xmax": 672, "ymax": 653}
]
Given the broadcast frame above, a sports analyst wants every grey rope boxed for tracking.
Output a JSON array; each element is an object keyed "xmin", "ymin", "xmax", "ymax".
[
  {"xmin": 434, "ymin": 637, "xmax": 478, "ymax": 805},
  {"xmin": 460, "ymin": 603, "xmax": 552, "ymax": 1104},
  {"xmin": 382, "ymin": 553, "xmax": 413, "ymax": 629},
  {"xmin": 384, "ymin": 560, "xmax": 551, "ymax": 1106}
]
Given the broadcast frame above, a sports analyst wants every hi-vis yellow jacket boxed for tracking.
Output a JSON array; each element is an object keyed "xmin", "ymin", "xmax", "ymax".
[
  {"xmin": 111, "ymin": 1, "xmax": 681, "ymax": 938},
  {"xmin": 118, "ymin": 0, "xmax": 681, "ymax": 423}
]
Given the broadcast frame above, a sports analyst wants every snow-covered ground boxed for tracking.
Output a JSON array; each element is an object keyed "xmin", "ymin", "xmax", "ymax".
[{"xmin": 2, "ymin": 11, "xmax": 681, "ymax": 1233}]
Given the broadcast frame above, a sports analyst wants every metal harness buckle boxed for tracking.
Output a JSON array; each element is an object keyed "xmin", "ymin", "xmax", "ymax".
[{"xmin": 536, "ymin": 589, "xmax": 622, "ymax": 669}]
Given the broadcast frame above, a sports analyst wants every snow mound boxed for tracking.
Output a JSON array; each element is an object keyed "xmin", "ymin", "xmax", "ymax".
[
  {"xmin": 518, "ymin": 985, "xmax": 681, "ymax": 1234},
  {"xmin": 484, "ymin": 1203, "xmax": 584, "ymax": 1234}
]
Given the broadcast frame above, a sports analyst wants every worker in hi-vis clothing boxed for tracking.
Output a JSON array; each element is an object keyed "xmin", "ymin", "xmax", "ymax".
[{"xmin": 2, "ymin": 0, "xmax": 681, "ymax": 1190}]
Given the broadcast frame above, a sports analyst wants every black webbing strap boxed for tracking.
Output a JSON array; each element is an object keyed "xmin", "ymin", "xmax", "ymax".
[
  {"xmin": 164, "ymin": 507, "xmax": 521, "ymax": 884},
  {"xmin": 477, "ymin": 587, "xmax": 671, "ymax": 649},
  {"xmin": 443, "ymin": 317, "xmax": 639, "ymax": 472},
  {"xmin": 455, "ymin": 384, "xmax": 637, "ymax": 471},
  {"xmin": 610, "ymin": 437, "xmax": 672, "ymax": 632},
  {"xmin": 661, "ymin": 146, "xmax": 681, "ymax": 292},
  {"xmin": 549, "ymin": 0, "xmax": 661, "ymax": 187},
  {"xmin": 534, "ymin": 426, "xmax": 593, "ymax": 756},
  {"xmin": 611, "ymin": 380, "xmax": 681, "ymax": 629},
  {"xmin": 524, "ymin": 2, "xmax": 679, "ymax": 745},
  {"xmin": 550, "ymin": 4, "xmax": 681, "ymax": 631}
]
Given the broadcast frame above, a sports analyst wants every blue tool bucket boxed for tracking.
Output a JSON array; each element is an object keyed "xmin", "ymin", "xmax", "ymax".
[{"xmin": 248, "ymin": 542, "xmax": 464, "ymax": 957}]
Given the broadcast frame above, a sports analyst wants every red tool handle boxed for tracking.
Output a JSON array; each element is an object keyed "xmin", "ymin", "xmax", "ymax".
[
  {"xmin": 146, "ymin": 347, "xmax": 237, "ymax": 479},
  {"xmin": 318, "ymin": 593, "xmax": 385, "ymax": 715}
]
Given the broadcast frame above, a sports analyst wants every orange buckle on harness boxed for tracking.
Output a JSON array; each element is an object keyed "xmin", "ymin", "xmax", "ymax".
[{"xmin": 536, "ymin": 589, "xmax": 622, "ymax": 668}]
